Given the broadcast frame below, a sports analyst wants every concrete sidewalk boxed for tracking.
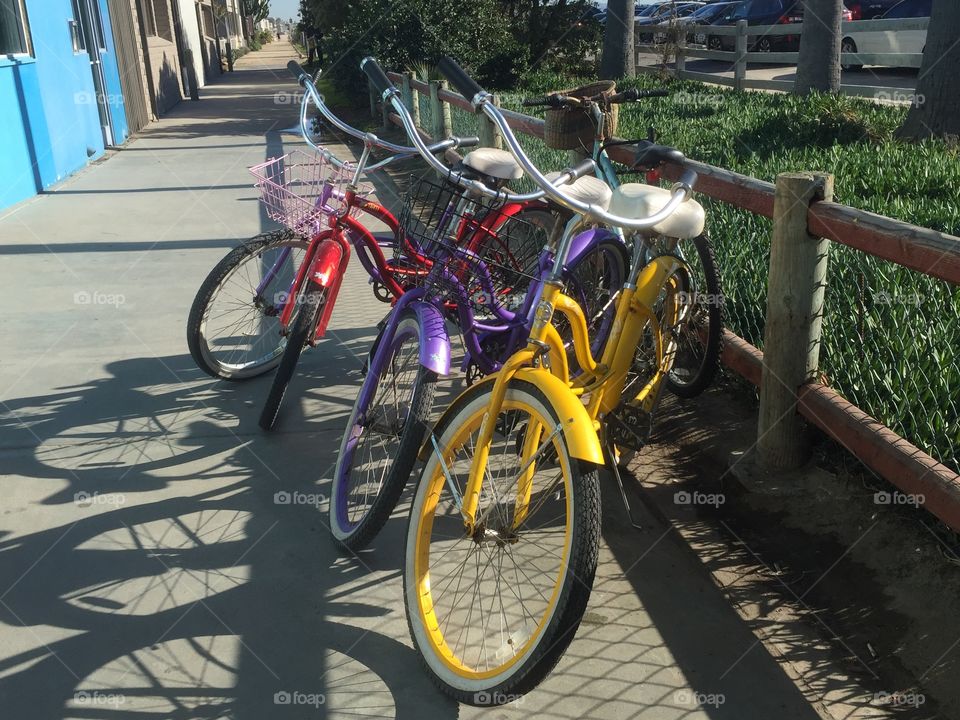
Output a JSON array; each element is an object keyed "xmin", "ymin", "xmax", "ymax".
[{"xmin": 0, "ymin": 41, "xmax": 874, "ymax": 720}]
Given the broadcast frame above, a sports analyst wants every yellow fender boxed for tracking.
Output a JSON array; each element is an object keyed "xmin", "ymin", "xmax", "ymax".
[{"xmin": 421, "ymin": 367, "xmax": 604, "ymax": 467}]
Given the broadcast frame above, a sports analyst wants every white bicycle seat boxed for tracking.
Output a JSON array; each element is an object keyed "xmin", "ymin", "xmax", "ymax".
[
  {"xmin": 608, "ymin": 183, "xmax": 705, "ymax": 239},
  {"xmin": 462, "ymin": 148, "xmax": 523, "ymax": 181},
  {"xmin": 544, "ymin": 172, "xmax": 613, "ymax": 211}
]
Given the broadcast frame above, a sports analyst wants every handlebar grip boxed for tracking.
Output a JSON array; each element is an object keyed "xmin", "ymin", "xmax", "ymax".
[
  {"xmin": 360, "ymin": 56, "xmax": 396, "ymax": 96},
  {"xmin": 456, "ymin": 136, "xmax": 481, "ymax": 148},
  {"xmin": 521, "ymin": 97, "xmax": 549, "ymax": 108},
  {"xmin": 569, "ymin": 158, "xmax": 597, "ymax": 180},
  {"xmin": 287, "ymin": 60, "xmax": 310, "ymax": 84},
  {"xmin": 676, "ymin": 168, "xmax": 698, "ymax": 190},
  {"xmin": 637, "ymin": 89, "xmax": 670, "ymax": 98},
  {"xmin": 438, "ymin": 56, "xmax": 485, "ymax": 103}
]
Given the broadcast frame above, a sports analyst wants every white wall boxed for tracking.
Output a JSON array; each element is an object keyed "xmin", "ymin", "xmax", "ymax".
[{"xmin": 177, "ymin": 0, "xmax": 207, "ymax": 88}]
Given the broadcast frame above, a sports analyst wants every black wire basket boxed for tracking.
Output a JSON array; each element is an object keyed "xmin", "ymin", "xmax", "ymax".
[{"xmin": 395, "ymin": 173, "xmax": 550, "ymax": 317}]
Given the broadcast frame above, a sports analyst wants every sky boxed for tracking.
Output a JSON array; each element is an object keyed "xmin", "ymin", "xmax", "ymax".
[{"xmin": 270, "ymin": 0, "xmax": 301, "ymax": 24}]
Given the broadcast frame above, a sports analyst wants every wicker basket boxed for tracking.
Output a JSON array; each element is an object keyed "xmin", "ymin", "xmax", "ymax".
[{"xmin": 543, "ymin": 81, "xmax": 619, "ymax": 150}]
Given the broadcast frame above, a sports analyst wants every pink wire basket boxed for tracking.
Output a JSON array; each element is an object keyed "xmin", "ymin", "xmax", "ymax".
[{"xmin": 249, "ymin": 150, "xmax": 371, "ymax": 233}]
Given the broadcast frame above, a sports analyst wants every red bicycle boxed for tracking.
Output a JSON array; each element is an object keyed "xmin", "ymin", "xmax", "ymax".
[{"xmin": 186, "ymin": 62, "xmax": 551, "ymax": 430}]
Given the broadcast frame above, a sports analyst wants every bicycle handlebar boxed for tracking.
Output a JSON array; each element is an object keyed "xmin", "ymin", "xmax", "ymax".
[
  {"xmin": 360, "ymin": 56, "xmax": 394, "ymax": 98},
  {"xmin": 435, "ymin": 55, "xmax": 698, "ymax": 231},
  {"xmin": 437, "ymin": 56, "xmax": 485, "ymax": 105},
  {"xmin": 521, "ymin": 87, "xmax": 670, "ymax": 109},
  {"xmin": 286, "ymin": 58, "xmax": 478, "ymax": 165}
]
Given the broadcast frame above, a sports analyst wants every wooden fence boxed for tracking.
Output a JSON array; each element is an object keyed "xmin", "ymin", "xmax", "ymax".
[
  {"xmin": 378, "ymin": 71, "xmax": 960, "ymax": 532},
  {"xmin": 636, "ymin": 17, "xmax": 927, "ymax": 99}
]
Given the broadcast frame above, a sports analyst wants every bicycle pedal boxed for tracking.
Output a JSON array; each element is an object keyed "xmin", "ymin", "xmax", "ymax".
[{"xmin": 606, "ymin": 404, "xmax": 652, "ymax": 452}]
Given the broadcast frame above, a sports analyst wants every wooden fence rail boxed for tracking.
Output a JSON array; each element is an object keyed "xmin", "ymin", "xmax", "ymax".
[
  {"xmin": 378, "ymin": 71, "xmax": 960, "ymax": 532},
  {"xmin": 636, "ymin": 17, "xmax": 928, "ymax": 98}
]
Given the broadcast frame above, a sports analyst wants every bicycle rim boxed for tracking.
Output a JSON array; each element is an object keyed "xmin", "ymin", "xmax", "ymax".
[
  {"xmin": 199, "ymin": 238, "xmax": 307, "ymax": 375},
  {"xmin": 408, "ymin": 388, "xmax": 575, "ymax": 686},
  {"xmin": 333, "ymin": 318, "xmax": 423, "ymax": 533}
]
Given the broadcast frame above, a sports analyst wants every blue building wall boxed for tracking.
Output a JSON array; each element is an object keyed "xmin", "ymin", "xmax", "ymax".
[
  {"xmin": 97, "ymin": 0, "xmax": 130, "ymax": 145},
  {"xmin": 0, "ymin": 0, "xmax": 129, "ymax": 211}
]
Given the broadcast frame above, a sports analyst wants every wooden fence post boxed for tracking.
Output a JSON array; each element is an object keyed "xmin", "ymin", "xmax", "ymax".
[
  {"xmin": 757, "ymin": 172, "xmax": 834, "ymax": 470},
  {"xmin": 401, "ymin": 72, "xmax": 421, "ymax": 128},
  {"xmin": 734, "ymin": 19, "xmax": 747, "ymax": 91},
  {"xmin": 429, "ymin": 80, "xmax": 452, "ymax": 140},
  {"xmin": 478, "ymin": 94, "xmax": 501, "ymax": 148}
]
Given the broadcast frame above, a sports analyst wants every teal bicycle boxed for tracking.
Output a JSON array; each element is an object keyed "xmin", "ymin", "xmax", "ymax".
[{"xmin": 522, "ymin": 86, "xmax": 724, "ymax": 397}]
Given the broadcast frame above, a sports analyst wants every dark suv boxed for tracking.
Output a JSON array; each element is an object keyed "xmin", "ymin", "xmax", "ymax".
[
  {"xmin": 844, "ymin": 0, "xmax": 902, "ymax": 19},
  {"xmin": 712, "ymin": 0, "xmax": 803, "ymax": 52}
]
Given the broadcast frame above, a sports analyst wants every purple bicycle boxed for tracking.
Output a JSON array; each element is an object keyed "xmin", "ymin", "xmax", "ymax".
[{"xmin": 326, "ymin": 59, "xmax": 631, "ymax": 551}]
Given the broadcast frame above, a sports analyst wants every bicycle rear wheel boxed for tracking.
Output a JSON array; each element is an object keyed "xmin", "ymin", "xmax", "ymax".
[
  {"xmin": 258, "ymin": 280, "xmax": 327, "ymax": 430},
  {"xmin": 330, "ymin": 312, "xmax": 436, "ymax": 551},
  {"xmin": 187, "ymin": 229, "xmax": 308, "ymax": 380},
  {"xmin": 666, "ymin": 233, "xmax": 723, "ymax": 398},
  {"xmin": 404, "ymin": 379, "xmax": 600, "ymax": 704}
]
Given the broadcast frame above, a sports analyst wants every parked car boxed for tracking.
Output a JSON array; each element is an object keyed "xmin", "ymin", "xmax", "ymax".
[
  {"xmin": 841, "ymin": 0, "xmax": 930, "ymax": 70},
  {"xmin": 710, "ymin": 0, "xmax": 802, "ymax": 53},
  {"xmin": 684, "ymin": 1, "xmax": 744, "ymax": 47},
  {"xmin": 844, "ymin": 0, "xmax": 902, "ymax": 20},
  {"xmin": 640, "ymin": 2, "xmax": 707, "ymax": 43}
]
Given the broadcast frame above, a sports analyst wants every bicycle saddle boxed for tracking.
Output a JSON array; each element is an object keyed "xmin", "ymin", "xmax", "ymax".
[
  {"xmin": 609, "ymin": 184, "xmax": 704, "ymax": 239},
  {"xmin": 544, "ymin": 171, "xmax": 613, "ymax": 210},
  {"xmin": 633, "ymin": 141, "xmax": 685, "ymax": 169},
  {"xmin": 462, "ymin": 148, "xmax": 523, "ymax": 181}
]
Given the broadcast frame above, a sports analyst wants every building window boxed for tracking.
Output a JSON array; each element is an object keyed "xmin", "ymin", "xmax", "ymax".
[
  {"xmin": 0, "ymin": 0, "xmax": 33, "ymax": 55},
  {"xmin": 69, "ymin": 0, "xmax": 86, "ymax": 52},
  {"xmin": 142, "ymin": 0, "xmax": 173, "ymax": 41},
  {"xmin": 200, "ymin": 4, "xmax": 215, "ymax": 38}
]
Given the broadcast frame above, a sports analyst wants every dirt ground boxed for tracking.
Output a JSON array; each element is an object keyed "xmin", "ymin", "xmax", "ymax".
[{"xmin": 631, "ymin": 377, "xmax": 960, "ymax": 719}]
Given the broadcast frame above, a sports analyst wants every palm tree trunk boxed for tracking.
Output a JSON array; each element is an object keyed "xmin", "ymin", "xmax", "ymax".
[
  {"xmin": 795, "ymin": 0, "xmax": 842, "ymax": 94},
  {"xmin": 600, "ymin": 0, "xmax": 635, "ymax": 79},
  {"xmin": 897, "ymin": 0, "xmax": 960, "ymax": 139}
]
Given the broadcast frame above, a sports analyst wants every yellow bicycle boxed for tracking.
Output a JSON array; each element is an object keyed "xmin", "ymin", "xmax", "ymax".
[{"xmin": 365, "ymin": 55, "xmax": 704, "ymax": 704}]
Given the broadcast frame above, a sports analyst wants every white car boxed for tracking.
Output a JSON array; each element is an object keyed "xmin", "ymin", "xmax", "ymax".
[{"xmin": 841, "ymin": 0, "xmax": 929, "ymax": 70}]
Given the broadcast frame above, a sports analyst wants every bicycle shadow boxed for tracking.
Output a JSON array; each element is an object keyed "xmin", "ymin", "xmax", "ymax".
[{"xmin": 0, "ymin": 342, "xmax": 458, "ymax": 719}]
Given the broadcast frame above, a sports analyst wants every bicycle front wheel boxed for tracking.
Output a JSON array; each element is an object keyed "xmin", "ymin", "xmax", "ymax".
[
  {"xmin": 404, "ymin": 379, "xmax": 600, "ymax": 704},
  {"xmin": 330, "ymin": 312, "xmax": 436, "ymax": 551},
  {"xmin": 258, "ymin": 280, "xmax": 327, "ymax": 431},
  {"xmin": 187, "ymin": 229, "xmax": 308, "ymax": 380}
]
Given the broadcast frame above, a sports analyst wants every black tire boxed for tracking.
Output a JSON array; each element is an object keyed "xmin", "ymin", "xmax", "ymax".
[
  {"xmin": 563, "ymin": 237, "xmax": 630, "ymax": 360},
  {"xmin": 187, "ymin": 228, "xmax": 308, "ymax": 380},
  {"xmin": 666, "ymin": 233, "xmax": 724, "ymax": 398},
  {"xmin": 841, "ymin": 38, "xmax": 862, "ymax": 71},
  {"xmin": 258, "ymin": 280, "xmax": 327, "ymax": 430},
  {"xmin": 404, "ymin": 379, "xmax": 601, "ymax": 703},
  {"xmin": 329, "ymin": 313, "xmax": 437, "ymax": 551},
  {"xmin": 756, "ymin": 37, "xmax": 772, "ymax": 53},
  {"xmin": 708, "ymin": 36, "xmax": 722, "ymax": 51}
]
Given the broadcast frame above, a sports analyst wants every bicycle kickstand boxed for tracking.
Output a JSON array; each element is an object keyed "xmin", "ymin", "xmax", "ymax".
[{"xmin": 605, "ymin": 441, "xmax": 644, "ymax": 530}]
